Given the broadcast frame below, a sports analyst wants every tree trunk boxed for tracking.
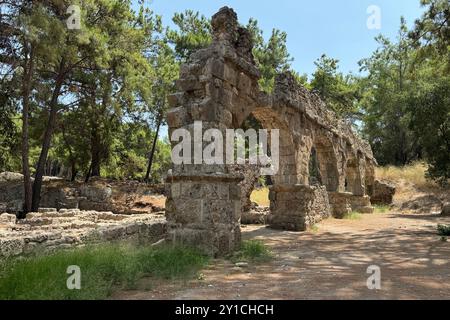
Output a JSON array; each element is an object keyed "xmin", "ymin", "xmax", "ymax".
[
  {"xmin": 61, "ymin": 122, "xmax": 77, "ymax": 182},
  {"xmin": 90, "ymin": 127, "xmax": 101, "ymax": 177},
  {"xmin": 20, "ymin": 45, "xmax": 35, "ymax": 218},
  {"xmin": 85, "ymin": 163, "xmax": 92, "ymax": 183},
  {"xmin": 31, "ymin": 59, "xmax": 66, "ymax": 212},
  {"xmin": 70, "ymin": 162, "xmax": 77, "ymax": 182},
  {"xmin": 145, "ymin": 115, "xmax": 162, "ymax": 182}
]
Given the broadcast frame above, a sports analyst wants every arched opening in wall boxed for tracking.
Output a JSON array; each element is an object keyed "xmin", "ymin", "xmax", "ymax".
[
  {"xmin": 235, "ymin": 108, "xmax": 297, "ymax": 224},
  {"xmin": 309, "ymin": 147, "xmax": 322, "ymax": 186},
  {"xmin": 345, "ymin": 153, "xmax": 364, "ymax": 196},
  {"xmin": 365, "ymin": 158, "xmax": 375, "ymax": 196},
  {"xmin": 310, "ymin": 135, "xmax": 340, "ymax": 192},
  {"xmin": 238, "ymin": 113, "xmax": 269, "ymax": 215}
]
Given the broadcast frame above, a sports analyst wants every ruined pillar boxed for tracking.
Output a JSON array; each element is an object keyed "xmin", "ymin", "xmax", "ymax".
[
  {"xmin": 165, "ymin": 7, "xmax": 259, "ymax": 256},
  {"xmin": 269, "ymin": 184, "xmax": 331, "ymax": 231}
]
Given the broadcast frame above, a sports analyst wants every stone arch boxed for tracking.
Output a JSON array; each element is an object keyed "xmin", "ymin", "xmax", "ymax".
[
  {"xmin": 308, "ymin": 147, "xmax": 322, "ymax": 186},
  {"xmin": 311, "ymin": 133, "xmax": 340, "ymax": 192},
  {"xmin": 236, "ymin": 107, "xmax": 299, "ymax": 186},
  {"xmin": 165, "ymin": 6, "xmax": 377, "ymax": 256},
  {"xmin": 345, "ymin": 150, "xmax": 365, "ymax": 196},
  {"xmin": 365, "ymin": 158, "xmax": 375, "ymax": 196}
]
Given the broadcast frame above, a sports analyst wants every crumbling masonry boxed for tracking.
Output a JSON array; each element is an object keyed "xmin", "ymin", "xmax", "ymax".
[{"xmin": 165, "ymin": 7, "xmax": 377, "ymax": 256}]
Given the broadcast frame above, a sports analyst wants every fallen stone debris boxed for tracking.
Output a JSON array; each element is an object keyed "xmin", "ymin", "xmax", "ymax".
[{"xmin": 0, "ymin": 210, "xmax": 166, "ymax": 259}]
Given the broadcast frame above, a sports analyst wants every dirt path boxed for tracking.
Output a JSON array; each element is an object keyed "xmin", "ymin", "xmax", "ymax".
[{"xmin": 113, "ymin": 212, "xmax": 450, "ymax": 300}]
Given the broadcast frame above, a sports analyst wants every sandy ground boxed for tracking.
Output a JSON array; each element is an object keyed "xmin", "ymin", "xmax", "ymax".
[{"xmin": 113, "ymin": 211, "xmax": 450, "ymax": 300}]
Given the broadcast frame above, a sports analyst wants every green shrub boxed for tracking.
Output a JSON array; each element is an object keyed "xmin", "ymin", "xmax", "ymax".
[
  {"xmin": 374, "ymin": 205, "xmax": 390, "ymax": 214},
  {"xmin": 437, "ymin": 224, "xmax": 450, "ymax": 236},
  {"xmin": 231, "ymin": 240, "xmax": 272, "ymax": 263}
]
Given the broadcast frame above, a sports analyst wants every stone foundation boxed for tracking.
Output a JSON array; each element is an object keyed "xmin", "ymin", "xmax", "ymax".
[
  {"xmin": 165, "ymin": 173, "xmax": 243, "ymax": 257},
  {"xmin": 442, "ymin": 203, "xmax": 450, "ymax": 216},
  {"xmin": 328, "ymin": 192, "xmax": 352, "ymax": 218},
  {"xmin": 0, "ymin": 210, "xmax": 166, "ymax": 260},
  {"xmin": 349, "ymin": 195, "xmax": 374, "ymax": 214},
  {"xmin": 241, "ymin": 205, "xmax": 270, "ymax": 224},
  {"xmin": 329, "ymin": 192, "xmax": 374, "ymax": 217},
  {"xmin": 269, "ymin": 184, "xmax": 331, "ymax": 231},
  {"xmin": 370, "ymin": 179, "xmax": 396, "ymax": 205}
]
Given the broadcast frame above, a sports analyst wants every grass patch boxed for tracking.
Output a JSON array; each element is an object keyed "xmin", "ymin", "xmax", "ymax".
[
  {"xmin": 231, "ymin": 240, "xmax": 272, "ymax": 263},
  {"xmin": 437, "ymin": 224, "xmax": 450, "ymax": 236},
  {"xmin": 374, "ymin": 205, "xmax": 390, "ymax": 214},
  {"xmin": 250, "ymin": 187, "xmax": 270, "ymax": 207},
  {"xmin": 309, "ymin": 224, "xmax": 319, "ymax": 233},
  {"xmin": 0, "ymin": 244, "xmax": 208, "ymax": 300},
  {"xmin": 342, "ymin": 211, "xmax": 362, "ymax": 220}
]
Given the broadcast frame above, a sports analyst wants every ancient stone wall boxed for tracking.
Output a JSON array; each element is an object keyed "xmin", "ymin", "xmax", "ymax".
[{"xmin": 165, "ymin": 7, "xmax": 377, "ymax": 256}]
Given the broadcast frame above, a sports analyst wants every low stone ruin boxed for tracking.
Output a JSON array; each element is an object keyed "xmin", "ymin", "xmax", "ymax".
[
  {"xmin": 370, "ymin": 180, "xmax": 396, "ymax": 205},
  {"xmin": 0, "ymin": 172, "xmax": 165, "ymax": 215},
  {"xmin": 241, "ymin": 203, "xmax": 270, "ymax": 225},
  {"xmin": 442, "ymin": 203, "xmax": 450, "ymax": 216},
  {"xmin": 0, "ymin": 210, "xmax": 166, "ymax": 259}
]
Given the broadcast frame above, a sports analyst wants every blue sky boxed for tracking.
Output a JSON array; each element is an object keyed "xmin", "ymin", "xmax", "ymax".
[
  {"xmin": 135, "ymin": 0, "xmax": 425, "ymax": 138},
  {"xmin": 141, "ymin": 0, "xmax": 425, "ymax": 77}
]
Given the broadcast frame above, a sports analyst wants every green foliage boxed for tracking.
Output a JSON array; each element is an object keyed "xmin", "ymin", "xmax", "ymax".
[
  {"xmin": 374, "ymin": 205, "xmax": 390, "ymax": 214},
  {"xmin": 257, "ymin": 175, "xmax": 267, "ymax": 187},
  {"xmin": 358, "ymin": 25, "xmax": 421, "ymax": 166},
  {"xmin": 310, "ymin": 54, "xmax": 360, "ymax": 119},
  {"xmin": 409, "ymin": 0, "xmax": 450, "ymax": 56},
  {"xmin": 409, "ymin": 77, "xmax": 450, "ymax": 186},
  {"xmin": 166, "ymin": 10, "xmax": 212, "ymax": 61},
  {"xmin": 247, "ymin": 18, "xmax": 295, "ymax": 92},
  {"xmin": 357, "ymin": 5, "xmax": 449, "ymax": 184},
  {"xmin": 0, "ymin": 111, "xmax": 20, "ymax": 172},
  {"xmin": 231, "ymin": 240, "xmax": 272, "ymax": 263},
  {"xmin": 0, "ymin": 244, "xmax": 208, "ymax": 300},
  {"xmin": 437, "ymin": 224, "xmax": 450, "ymax": 237}
]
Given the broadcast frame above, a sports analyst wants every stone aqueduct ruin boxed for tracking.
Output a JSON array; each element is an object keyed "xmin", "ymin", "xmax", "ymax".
[{"xmin": 165, "ymin": 7, "xmax": 377, "ymax": 256}]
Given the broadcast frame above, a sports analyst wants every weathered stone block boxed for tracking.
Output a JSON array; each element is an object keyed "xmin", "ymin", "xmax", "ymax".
[
  {"xmin": 165, "ymin": 198, "xmax": 202, "ymax": 225},
  {"xmin": 202, "ymin": 184, "xmax": 229, "ymax": 200},
  {"xmin": 269, "ymin": 185, "xmax": 330, "ymax": 231},
  {"xmin": 166, "ymin": 107, "xmax": 189, "ymax": 128},
  {"xmin": 370, "ymin": 180, "xmax": 396, "ymax": 205},
  {"xmin": 202, "ymin": 200, "xmax": 235, "ymax": 225},
  {"xmin": 0, "ymin": 238, "xmax": 24, "ymax": 258},
  {"xmin": 176, "ymin": 78, "xmax": 204, "ymax": 92},
  {"xmin": 441, "ymin": 203, "xmax": 450, "ymax": 216},
  {"xmin": 180, "ymin": 182, "xmax": 203, "ymax": 199},
  {"xmin": 328, "ymin": 192, "xmax": 352, "ymax": 218}
]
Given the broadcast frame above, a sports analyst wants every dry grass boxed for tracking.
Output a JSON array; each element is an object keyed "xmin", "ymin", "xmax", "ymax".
[
  {"xmin": 250, "ymin": 187, "xmax": 270, "ymax": 207},
  {"xmin": 375, "ymin": 162, "xmax": 437, "ymax": 189},
  {"xmin": 375, "ymin": 162, "xmax": 448, "ymax": 204}
]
